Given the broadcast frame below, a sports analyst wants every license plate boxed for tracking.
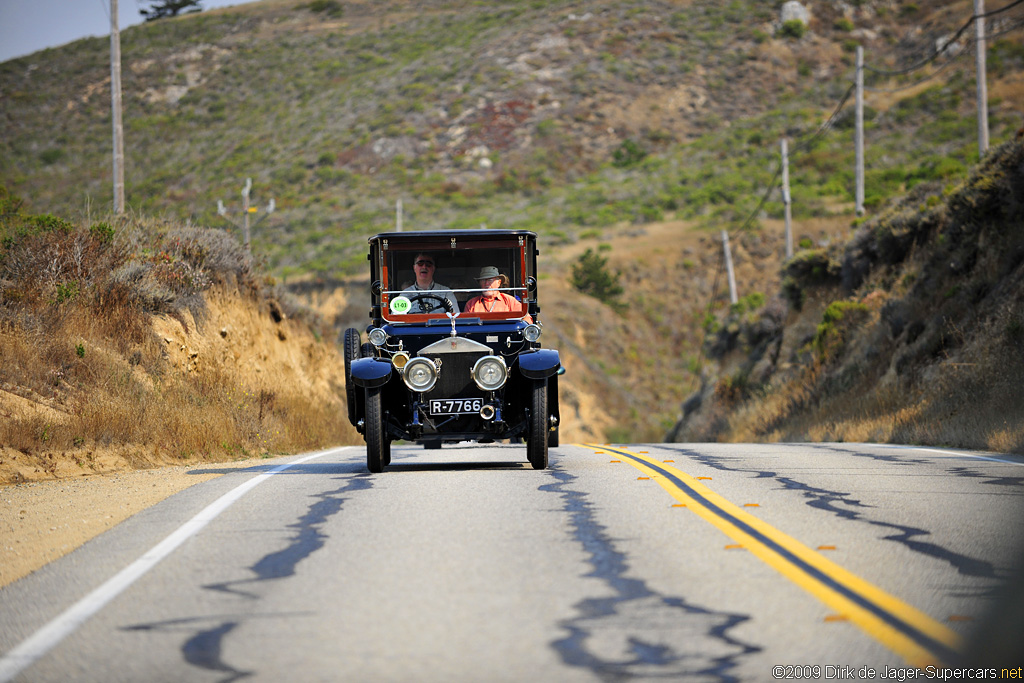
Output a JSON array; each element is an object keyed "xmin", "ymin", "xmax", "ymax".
[{"xmin": 429, "ymin": 398, "xmax": 483, "ymax": 415}]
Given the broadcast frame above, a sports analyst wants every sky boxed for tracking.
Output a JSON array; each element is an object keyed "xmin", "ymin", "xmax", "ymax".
[{"xmin": 0, "ymin": 0, "xmax": 256, "ymax": 63}]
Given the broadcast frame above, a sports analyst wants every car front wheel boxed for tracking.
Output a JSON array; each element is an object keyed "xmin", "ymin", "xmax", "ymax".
[
  {"xmin": 343, "ymin": 328, "xmax": 360, "ymax": 426},
  {"xmin": 527, "ymin": 378, "xmax": 549, "ymax": 470},
  {"xmin": 365, "ymin": 386, "xmax": 390, "ymax": 473}
]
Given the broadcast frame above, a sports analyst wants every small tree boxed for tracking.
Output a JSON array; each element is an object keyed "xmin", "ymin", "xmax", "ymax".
[
  {"xmin": 571, "ymin": 248, "xmax": 624, "ymax": 307},
  {"xmin": 140, "ymin": 0, "xmax": 203, "ymax": 21}
]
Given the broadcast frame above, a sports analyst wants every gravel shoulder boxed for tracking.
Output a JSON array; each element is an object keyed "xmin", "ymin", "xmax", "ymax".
[{"xmin": 0, "ymin": 458, "xmax": 268, "ymax": 588}]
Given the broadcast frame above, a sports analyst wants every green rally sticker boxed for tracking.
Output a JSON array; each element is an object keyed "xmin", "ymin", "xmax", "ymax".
[{"xmin": 390, "ymin": 296, "xmax": 412, "ymax": 314}]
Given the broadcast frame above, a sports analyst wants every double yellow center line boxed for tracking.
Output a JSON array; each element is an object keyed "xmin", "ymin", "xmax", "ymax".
[{"xmin": 583, "ymin": 444, "xmax": 961, "ymax": 667}]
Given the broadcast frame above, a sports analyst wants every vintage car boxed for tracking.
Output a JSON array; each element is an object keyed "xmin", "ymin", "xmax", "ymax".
[{"xmin": 343, "ymin": 230, "xmax": 561, "ymax": 472}]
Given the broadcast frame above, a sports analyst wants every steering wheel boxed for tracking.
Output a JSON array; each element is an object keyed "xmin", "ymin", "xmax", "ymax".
[{"xmin": 407, "ymin": 293, "xmax": 454, "ymax": 314}]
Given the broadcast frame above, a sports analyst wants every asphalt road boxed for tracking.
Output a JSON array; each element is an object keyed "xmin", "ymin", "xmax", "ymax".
[{"xmin": 1, "ymin": 442, "xmax": 1023, "ymax": 682}]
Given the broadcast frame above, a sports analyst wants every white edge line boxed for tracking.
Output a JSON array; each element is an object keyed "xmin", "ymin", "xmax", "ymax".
[
  {"xmin": 0, "ymin": 446, "xmax": 350, "ymax": 682},
  {"xmin": 873, "ymin": 444, "xmax": 1024, "ymax": 466}
]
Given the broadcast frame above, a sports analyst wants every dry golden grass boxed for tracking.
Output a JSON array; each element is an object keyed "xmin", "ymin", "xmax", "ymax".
[
  {"xmin": 0, "ymin": 204, "xmax": 360, "ymax": 484},
  {"xmin": 0, "ymin": 294, "xmax": 361, "ymax": 483}
]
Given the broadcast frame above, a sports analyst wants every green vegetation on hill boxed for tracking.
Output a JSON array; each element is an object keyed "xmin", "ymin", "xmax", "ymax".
[{"xmin": 3, "ymin": 0, "xmax": 1017, "ymax": 278}]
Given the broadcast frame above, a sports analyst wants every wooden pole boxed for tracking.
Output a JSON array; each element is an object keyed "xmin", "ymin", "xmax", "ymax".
[
  {"xmin": 974, "ymin": 0, "xmax": 989, "ymax": 156},
  {"xmin": 855, "ymin": 45, "xmax": 865, "ymax": 217},
  {"xmin": 110, "ymin": 0, "xmax": 125, "ymax": 213},
  {"xmin": 782, "ymin": 138, "xmax": 793, "ymax": 259},
  {"xmin": 722, "ymin": 230, "xmax": 738, "ymax": 305},
  {"xmin": 242, "ymin": 177, "xmax": 251, "ymax": 252}
]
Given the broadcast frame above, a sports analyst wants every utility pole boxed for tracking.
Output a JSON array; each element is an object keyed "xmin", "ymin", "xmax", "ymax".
[
  {"xmin": 721, "ymin": 230, "xmax": 738, "ymax": 306},
  {"xmin": 781, "ymin": 138, "xmax": 793, "ymax": 259},
  {"xmin": 855, "ymin": 45, "xmax": 865, "ymax": 217},
  {"xmin": 242, "ymin": 177, "xmax": 251, "ymax": 250},
  {"xmin": 110, "ymin": 0, "xmax": 125, "ymax": 213},
  {"xmin": 975, "ymin": 0, "xmax": 990, "ymax": 156},
  {"xmin": 218, "ymin": 178, "xmax": 274, "ymax": 254}
]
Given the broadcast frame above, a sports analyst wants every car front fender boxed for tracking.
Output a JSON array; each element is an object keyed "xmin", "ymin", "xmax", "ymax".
[
  {"xmin": 518, "ymin": 349, "xmax": 561, "ymax": 380},
  {"xmin": 351, "ymin": 357, "xmax": 393, "ymax": 389}
]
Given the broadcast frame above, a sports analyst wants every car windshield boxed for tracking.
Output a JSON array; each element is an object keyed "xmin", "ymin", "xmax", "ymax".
[{"xmin": 378, "ymin": 236, "xmax": 531, "ymax": 321}]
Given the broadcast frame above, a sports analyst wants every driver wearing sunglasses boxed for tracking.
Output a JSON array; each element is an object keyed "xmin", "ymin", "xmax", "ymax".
[{"xmin": 401, "ymin": 253, "xmax": 459, "ymax": 314}]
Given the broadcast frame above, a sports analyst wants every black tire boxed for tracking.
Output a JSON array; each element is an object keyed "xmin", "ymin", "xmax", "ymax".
[
  {"xmin": 365, "ymin": 386, "xmax": 389, "ymax": 473},
  {"xmin": 527, "ymin": 378, "xmax": 549, "ymax": 470},
  {"xmin": 343, "ymin": 328, "xmax": 360, "ymax": 426}
]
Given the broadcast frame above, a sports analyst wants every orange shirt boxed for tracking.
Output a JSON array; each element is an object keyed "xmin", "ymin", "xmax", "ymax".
[{"xmin": 463, "ymin": 292, "xmax": 533, "ymax": 324}]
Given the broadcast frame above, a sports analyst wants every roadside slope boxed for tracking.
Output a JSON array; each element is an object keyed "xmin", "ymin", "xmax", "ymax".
[{"xmin": 670, "ymin": 137, "xmax": 1024, "ymax": 454}]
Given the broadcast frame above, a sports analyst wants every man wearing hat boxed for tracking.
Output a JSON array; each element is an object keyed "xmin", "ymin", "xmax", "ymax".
[{"xmin": 464, "ymin": 266, "xmax": 533, "ymax": 323}]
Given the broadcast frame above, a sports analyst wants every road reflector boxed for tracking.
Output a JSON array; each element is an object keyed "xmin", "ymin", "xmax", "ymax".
[
  {"xmin": 663, "ymin": 459, "xmax": 675, "ymax": 462},
  {"xmin": 744, "ymin": 503, "xmax": 760, "ymax": 507},
  {"xmin": 825, "ymin": 615, "xmax": 850, "ymax": 622},
  {"xmin": 818, "ymin": 545, "xmax": 837, "ymax": 551},
  {"xmin": 697, "ymin": 476, "xmax": 712, "ymax": 480},
  {"xmin": 637, "ymin": 476, "xmax": 650, "ymax": 480},
  {"xmin": 725, "ymin": 544, "xmax": 744, "ymax": 550},
  {"xmin": 672, "ymin": 503, "xmax": 687, "ymax": 508},
  {"xmin": 610, "ymin": 460, "xmax": 621, "ymax": 463}
]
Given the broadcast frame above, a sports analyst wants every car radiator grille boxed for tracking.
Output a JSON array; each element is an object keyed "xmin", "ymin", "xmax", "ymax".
[{"xmin": 426, "ymin": 351, "xmax": 487, "ymax": 398}]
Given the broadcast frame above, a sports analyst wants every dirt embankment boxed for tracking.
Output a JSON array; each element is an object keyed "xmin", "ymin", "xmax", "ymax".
[{"xmin": 0, "ymin": 283, "xmax": 355, "ymax": 587}]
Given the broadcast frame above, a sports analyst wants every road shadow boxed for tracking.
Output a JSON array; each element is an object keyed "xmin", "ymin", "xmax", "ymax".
[
  {"xmin": 186, "ymin": 462, "xmax": 368, "ymax": 477},
  {"xmin": 386, "ymin": 461, "xmax": 530, "ymax": 472}
]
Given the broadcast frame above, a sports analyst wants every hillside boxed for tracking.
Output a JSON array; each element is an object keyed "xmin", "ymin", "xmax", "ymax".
[
  {"xmin": 0, "ymin": 189, "xmax": 363, "ymax": 484},
  {"xmin": 3, "ymin": 0, "xmax": 1024, "ymax": 454},
  {"xmin": 669, "ymin": 136, "xmax": 1024, "ymax": 454},
  {"xmin": 4, "ymin": 1, "xmax": 1022, "ymax": 272}
]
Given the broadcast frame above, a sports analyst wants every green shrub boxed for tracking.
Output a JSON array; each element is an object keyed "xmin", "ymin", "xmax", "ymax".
[
  {"xmin": 40, "ymin": 148, "xmax": 65, "ymax": 165},
  {"xmin": 90, "ymin": 222, "xmax": 115, "ymax": 243},
  {"xmin": 731, "ymin": 291, "xmax": 765, "ymax": 315},
  {"xmin": 779, "ymin": 20, "xmax": 806, "ymax": 40},
  {"xmin": 813, "ymin": 300, "xmax": 869, "ymax": 358},
  {"xmin": 29, "ymin": 214, "xmax": 75, "ymax": 233},
  {"xmin": 306, "ymin": 0, "xmax": 343, "ymax": 17},
  {"xmin": 784, "ymin": 248, "xmax": 841, "ymax": 286},
  {"xmin": 55, "ymin": 281, "xmax": 80, "ymax": 303},
  {"xmin": 612, "ymin": 139, "xmax": 648, "ymax": 168},
  {"xmin": 571, "ymin": 248, "xmax": 624, "ymax": 305},
  {"xmin": 834, "ymin": 17, "xmax": 855, "ymax": 32}
]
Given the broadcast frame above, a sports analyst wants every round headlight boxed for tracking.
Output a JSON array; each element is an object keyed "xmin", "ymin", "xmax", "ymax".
[
  {"xmin": 472, "ymin": 355, "xmax": 508, "ymax": 391},
  {"xmin": 403, "ymin": 357, "xmax": 438, "ymax": 392},
  {"xmin": 523, "ymin": 324, "xmax": 542, "ymax": 343},
  {"xmin": 392, "ymin": 351, "xmax": 410, "ymax": 370},
  {"xmin": 368, "ymin": 327, "xmax": 388, "ymax": 347}
]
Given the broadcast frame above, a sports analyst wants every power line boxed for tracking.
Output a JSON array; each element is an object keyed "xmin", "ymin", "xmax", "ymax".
[
  {"xmin": 856, "ymin": 7, "xmax": 1023, "ymax": 93},
  {"xmin": 864, "ymin": 45, "xmax": 970, "ymax": 94},
  {"xmin": 864, "ymin": 0, "xmax": 1024, "ymax": 76}
]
